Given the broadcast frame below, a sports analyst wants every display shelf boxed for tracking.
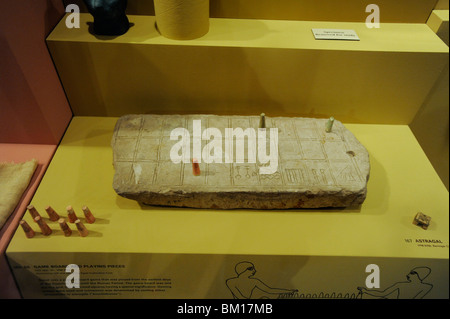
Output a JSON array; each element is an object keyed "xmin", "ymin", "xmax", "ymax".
[
  {"xmin": 47, "ymin": 14, "xmax": 449, "ymax": 124},
  {"xmin": 428, "ymin": 10, "xmax": 449, "ymax": 45},
  {"xmin": 0, "ymin": 143, "xmax": 57, "ymax": 298},
  {"xmin": 6, "ymin": 117, "xmax": 449, "ymax": 298}
]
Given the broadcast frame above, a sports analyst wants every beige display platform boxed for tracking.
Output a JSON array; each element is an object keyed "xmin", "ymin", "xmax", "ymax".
[
  {"xmin": 112, "ymin": 114, "xmax": 370, "ymax": 209},
  {"xmin": 6, "ymin": 117, "xmax": 449, "ymax": 299}
]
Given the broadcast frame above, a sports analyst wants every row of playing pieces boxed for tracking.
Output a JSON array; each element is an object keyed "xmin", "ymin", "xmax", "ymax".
[{"xmin": 19, "ymin": 205, "xmax": 96, "ymax": 238}]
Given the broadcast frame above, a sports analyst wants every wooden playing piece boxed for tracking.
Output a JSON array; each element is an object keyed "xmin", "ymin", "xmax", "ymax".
[
  {"xmin": 66, "ymin": 206, "xmax": 78, "ymax": 223},
  {"xmin": 75, "ymin": 219, "xmax": 89, "ymax": 237},
  {"xmin": 45, "ymin": 206, "xmax": 60, "ymax": 222},
  {"xmin": 82, "ymin": 206, "xmax": 96, "ymax": 224},
  {"xmin": 20, "ymin": 220, "xmax": 35, "ymax": 238},
  {"xmin": 58, "ymin": 218, "xmax": 72, "ymax": 237},
  {"xmin": 34, "ymin": 216, "xmax": 52, "ymax": 236}
]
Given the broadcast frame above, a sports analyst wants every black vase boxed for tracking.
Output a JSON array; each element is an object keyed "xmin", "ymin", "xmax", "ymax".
[{"xmin": 83, "ymin": 0, "xmax": 130, "ymax": 36}]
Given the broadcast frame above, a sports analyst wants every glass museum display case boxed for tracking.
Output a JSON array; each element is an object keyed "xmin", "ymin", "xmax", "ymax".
[{"xmin": 1, "ymin": 0, "xmax": 448, "ymax": 299}]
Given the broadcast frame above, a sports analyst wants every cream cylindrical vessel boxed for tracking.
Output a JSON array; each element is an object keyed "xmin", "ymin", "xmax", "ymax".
[{"xmin": 154, "ymin": 0, "xmax": 210, "ymax": 40}]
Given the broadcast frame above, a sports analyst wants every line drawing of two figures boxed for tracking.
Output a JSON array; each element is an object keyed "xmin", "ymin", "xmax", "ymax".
[{"xmin": 226, "ymin": 261, "xmax": 433, "ymax": 299}]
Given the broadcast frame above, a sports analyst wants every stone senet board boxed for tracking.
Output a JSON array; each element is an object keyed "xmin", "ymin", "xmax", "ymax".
[{"xmin": 111, "ymin": 114, "xmax": 370, "ymax": 209}]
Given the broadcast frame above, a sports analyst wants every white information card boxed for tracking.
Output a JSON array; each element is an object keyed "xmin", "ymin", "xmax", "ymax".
[{"xmin": 312, "ymin": 29, "xmax": 360, "ymax": 41}]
